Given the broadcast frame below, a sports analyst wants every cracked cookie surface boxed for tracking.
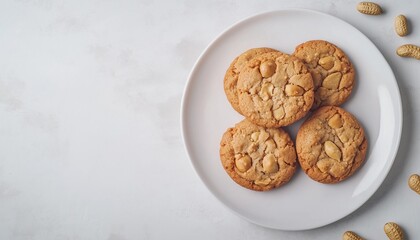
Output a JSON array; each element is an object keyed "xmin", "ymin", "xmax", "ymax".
[
  {"xmin": 293, "ymin": 40, "xmax": 355, "ymax": 109},
  {"xmin": 237, "ymin": 51, "xmax": 314, "ymax": 127},
  {"xmin": 220, "ymin": 119, "xmax": 297, "ymax": 191},
  {"xmin": 224, "ymin": 48, "xmax": 278, "ymax": 114},
  {"xmin": 296, "ymin": 106, "xmax": 367, "ymax": 184}
]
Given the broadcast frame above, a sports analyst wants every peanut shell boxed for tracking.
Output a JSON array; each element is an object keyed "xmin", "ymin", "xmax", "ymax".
[
  {"xmin": 397, "ymin": 44, "xmax": 420, "ymax": 60},
  {"xmin": 343, "ymin": 231, "xmax": 363, "ymax": 240},
  {"xmin": 384, "ymin": 222, "xmax": 404, "ymax": 240},
  {"xmin": 357, "ymin": 2, "xmax": 382, "ymax": 15},
  {"xmin": 395, "ymin": 15, "xmax": 408, "ymax": 37}
]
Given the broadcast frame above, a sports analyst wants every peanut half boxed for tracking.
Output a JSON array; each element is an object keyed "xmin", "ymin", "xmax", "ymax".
[
  {"xmin": 343, "ymin": 231, "xmax": 364, "ymax": 240},
  {"xmin": 273, "ymin": 106, "xmax": 285, "ymax": 120},
  {"xmin": 264, "ymin": 139, "xmax": 276, "ymax": 153},
  {"xmin": 285, "ymin": 84, "xmax": 304, "ymax": 96},
  {"xmin": 397, "ymin": 44, "xmax": 420, "ymax": 60},
  {"xmin": 262, "ymin": 154, "xmax": 278, "ymax": 173},
  {"xmin": 384, "ymin": 222, "xmax": 404, "ymax": 240},
  {"xmin": 357, "ymin": 2, "xmax": 382, "ymax": 15},
  {"xmin": 408, "ymin": 174, "xmax": 420, "ymax": 194},
  {"xmin": 324, "ymin": 141, "xmax": 342, "ymax": 161},
  {"xmin": 322, "ymin": 72, "xmax": 342, "ymax": 90},
  {"xmin": 260, "ymin": 60, "xmax": 276, "ymax": 78},
  {"xmin": 258, "ymin": 130, "xmax": 270, "ymax": 142},
  {"xmin": 328, "ymin": 114, "xmax": 343, "ymax": 129},
  {"xmin": 260, "ymin": 82, "xmax": 274, "ymax": 101},
  {"xmin": 318, "ymin": 56, "xmax": 334, "ymax": 70},
  {"xmin": 395, "ymin": 15, "xmax": 408, "ymax": 37},
  {"xmin": 254, "ymin": 178, "xmax": 271, "ymax": 186},
  {"xmin": 317, "ymin": 159, "xmax": 334, "ymax": 173},
  {"xmin": 235, "ymin": 155, "xmax": 252, "ymax": 172},
  {"xmin": 250, "ymin": 132, "xmax": 260, "ymax": 142}
]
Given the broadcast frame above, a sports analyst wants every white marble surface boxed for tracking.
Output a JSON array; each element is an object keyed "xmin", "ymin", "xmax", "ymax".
[{"xmin": 0, "ymin": 0, "xmax": 419, "ymax": 239}]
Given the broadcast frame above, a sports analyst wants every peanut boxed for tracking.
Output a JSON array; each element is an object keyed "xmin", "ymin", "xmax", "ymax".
[
  {"xmin": 343, "ymin": 231, "xmax": 364, "ymax": 240},
  {"xmin": 396, "ymin": 44, "xmax": 420, "ymax": 60},
  {"xmin": 317, "ymin": 159, "xmax": 334, "ymax": 173},
  {"xmin": 285, "ymin": 84, "xmax": 304, "ymax": 96},
  {"xmin": 235, "ymin": 155, "xmax": 252, "ymax": 172},
  {"xmin": 324, "ymin": 141, "xmax": 342, "ymax": 161},
  {"xmin": 260, "ymin": 60, "xmax": 276, "ymax": 78},
  {"xmin": 328, "ymin": 114, "xmax": 343, "ymax": 129},
  {"xmin": 339, "ymin": 129, "xmax": 354, "ymax": 143},
  {"xmin": 260, "ymin": 82, "xmax": 274, "ymax": 101},
  {"xmin": 318, "ymin": 56, "xmax": 335, "ymax": 70},
  {"xmin": 262, "ymin": 154, "xmax": 278, "ymax": 173},
  {"xmin": 330, "ymin": 162, "xmax": 346, "ymax": 177},
  {"xmin": 273, "ymin": 106, "xmax": 285, "ymax": 120},
  {"xmin": 251, "ymin": 132, "xmax": 260, "ymax": 142},
  {"xmin": 254, "ymin": 178, "xmax": 271, "ymax": 186},
  {"xmin": 264, "ymin": 139, "xmax": 276, "ymax": 153},
  {"xmin": 339, "ymin": 73, "xmax": 353, "ymax": 90},
  {"xmin": 384, "ymin": 222, "xmax": 404, "ymax": 240},
  {"xmin": 357, "ymin": 2, "xmax": 382, "ymax": 15},
  {"xmin": 289, "ymin": 74, "xmax": 311, "ymax": 89},
  {"xmin": 322, "ymin": 72, "xmax": 342, "ymax": 90},
  {"xmin": 395, "ymin": 15, "xmax": 408, "ymax": 37},
  {"xmin": 408, "ymin": 174, "xmax": 420, "ymax": 194},
  {"xmin": 258, "ymin": 130, "xmax": 270, "ymax": 142}
]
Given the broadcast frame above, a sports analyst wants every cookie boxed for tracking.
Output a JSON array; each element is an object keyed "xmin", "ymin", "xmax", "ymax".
[
  {"xmin": 237, "ymin": 51, "xmax": 314, "ymax": 127},
  {"xmin": 293, "ymin": 40, "xmax": 355, "ymax": 109},
  {"xmin": 220, "ymin": 119, "xmax": 297, "ymax": 191},
  {"xmin": 296, "ymin": 106, "xmax": 368, "ymax": 184},
  {"xmin": 224, "ymin": 48, "xmax": 278, "ymax": 114}
]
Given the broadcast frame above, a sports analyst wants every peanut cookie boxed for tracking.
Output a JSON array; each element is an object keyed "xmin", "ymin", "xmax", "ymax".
[
  {"xmin": 224, "ymin": 48, "xmax": 278, "ymax": 114},
  {"xmin": 293, "ymin": 40, "xmax": 355, "ymax": 109},
  {"xmin": 237, "ymin": 51, "xmax": 314, "ymax": 127},
  {"xmin": 220, "ymin": 119, "xmax": 297, "ymax": 191},
  {"xmin": 296, "ymin": 106, "xmax": 367, "ymax": 183}
]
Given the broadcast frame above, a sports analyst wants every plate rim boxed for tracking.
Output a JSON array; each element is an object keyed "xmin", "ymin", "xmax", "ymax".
[{"xmin": 180, "ymin": 8, "xmax": 403, "ymax": 230}]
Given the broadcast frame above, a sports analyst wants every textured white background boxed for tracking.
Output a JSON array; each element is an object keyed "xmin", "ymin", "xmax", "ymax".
[{"xmin": 0, "ymin": 0, "xmax": 419, "ymax": 239}]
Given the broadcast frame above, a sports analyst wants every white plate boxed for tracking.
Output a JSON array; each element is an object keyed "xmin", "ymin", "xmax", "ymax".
[{"xmin": 181, "ymin": 9, "xmax": 402, "ymax": 230}]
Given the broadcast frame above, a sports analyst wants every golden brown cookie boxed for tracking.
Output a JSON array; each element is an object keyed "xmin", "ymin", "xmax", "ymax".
[
  {"xmin": 293, "ymin": 40, "xmax": 355, "ymax": 109},
  {"xmin": 220, "ymin": 119, "xmax": 297, "ymax": 191},
  {"xmin": 224, "ymin": 48, "xmax": 278, "ymax": 114},
  {"xmin": 237, "ymin": 51, "xmax": 314, "ymax": 127},
  {"xmin": 296, "ymin": 106, "xmax": 368, "ymax": 184}
]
